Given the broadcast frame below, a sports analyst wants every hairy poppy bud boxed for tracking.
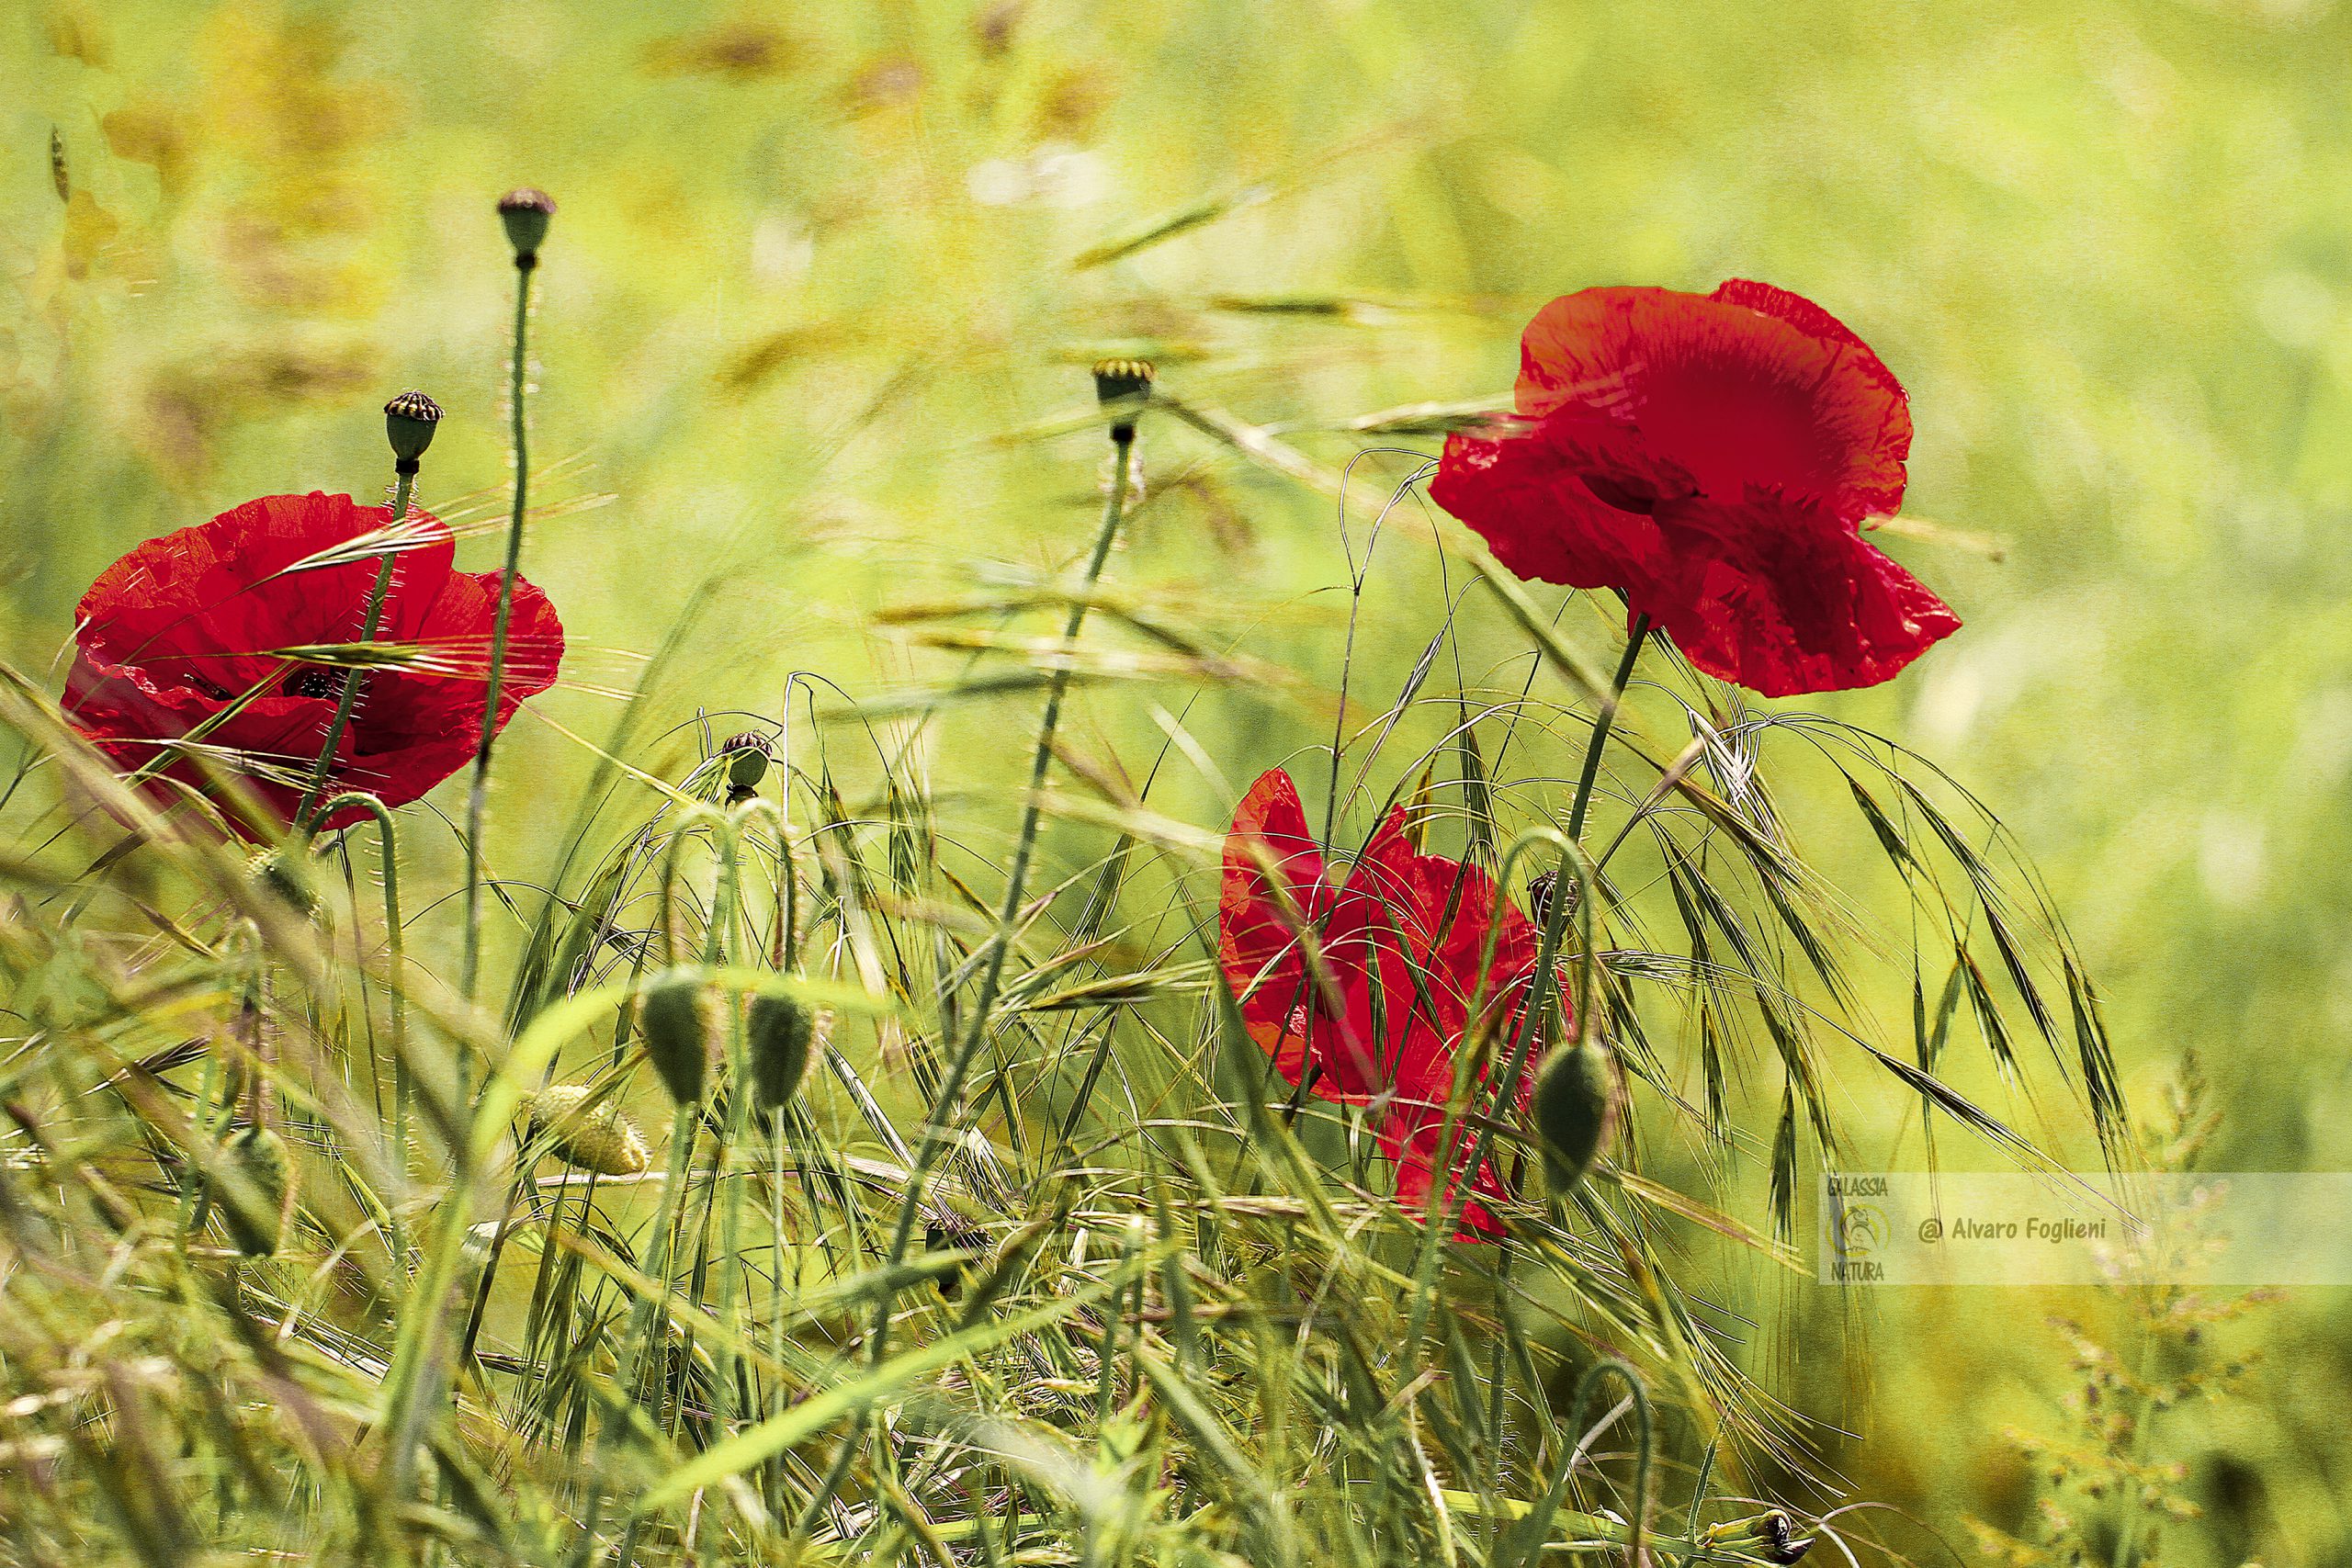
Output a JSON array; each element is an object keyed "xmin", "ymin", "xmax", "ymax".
[
  {"xmin": 1531, "ymin": 1039, "xmax": 1618, "ymax": 1191},
  {"xmin": 1091, "ymin": 356, "xmax": 1152, "ymax": 441},
  {"xmin": 497, "ymin": 187, "xmax": 556, "ymax": 265},
  {"xmin": 245, "ymin": 845, "xmax": 317, "ymax": 916},
  {"xmin": 746, "ymin": 992, "xmax": 820, "ymax": 1115},
  {"xmin": 526, "ymin": 1083, "xmax": 650, "ymax": 1177},
  {"xmin": 383, "ymin": 389, "xmax": 443, "ymax": 473},
  {"xmin": 218, "ymin": 1124, "xmax": 292, "ymax": 1258},
  {"xmin": 638, "ymin": 968, "xmax": 717, "ymax": 1105},
  {"xmin": 721, "ymin": 731, "xmax": 773, "ymax": 795}
]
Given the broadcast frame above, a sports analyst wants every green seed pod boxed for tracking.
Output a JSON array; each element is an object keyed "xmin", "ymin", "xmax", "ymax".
[
  {"xmin": 526, "ymin": 1083, "xmax": 650, "ymax": 1177},
  {"xmin": 218, "ymin": 1125, "xmax": 292, "ymax": 1258},
  {"xmin": 1531, "ymin": 1039, "xmax": 1618, "ymax": 1191},
  {"xmin": 383, "ymin": 389, "xmax": 443, "ymax": 468},
  {"xmin": 496, "ymin": 186, "xmax": 556, "ymax": 262},
  {"xmin": 746, "ymin": 993, "xmax": 820, "ymax": 1115},
  {"xmin": 638, "ymin": 968, "xmax": 716, "ymax": 1105}
]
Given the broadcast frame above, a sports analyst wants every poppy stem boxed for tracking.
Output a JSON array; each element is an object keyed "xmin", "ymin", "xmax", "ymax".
[
  {"xmin": 458, "ymin": 246, "xmax": 537, "ymax": 1018},
  {"xmin": 291, "ymin": 469, "xmax": 414, "ymax": 833},
  {"xmin": 1565, "ymin": 613, "xmax": 1651, "ymax": 845},
  {"xmin": 797, "ymin": 420, "xmax": 1137, "ymax": 1540}
]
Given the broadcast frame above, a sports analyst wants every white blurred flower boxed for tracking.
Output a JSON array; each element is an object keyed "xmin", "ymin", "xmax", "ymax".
[
  {"xmin": 967, "ymin": 142, "xmax": 1112, "ymax": 209},
  {"xmin": 751, "ymin": 213, "xmax": 814, "ymax": 286}
]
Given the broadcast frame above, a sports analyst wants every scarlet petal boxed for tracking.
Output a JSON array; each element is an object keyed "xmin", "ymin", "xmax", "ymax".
[
  {"xmin": 1380, "ymin": 1094, "xmax": 1521, "ymax": 1240},
  {"xmin": 1217, "ymin": 768, "xmax": 1336, "ymax": 1088},
  {"xmin": 1641, "ymin": 490, "xmax": 1962, "ymax": 698},
  {"xmin": 1432, "ymin": 416, "xmax": 1682, "ymax": 600},
  {"xmin": 1507, "ymin": 284, "xmax": 1911, "ymax": 524}
]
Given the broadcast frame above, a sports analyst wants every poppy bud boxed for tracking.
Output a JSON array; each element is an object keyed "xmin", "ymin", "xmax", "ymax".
[
  {"xmin": 637, "ymin": 968, "xmax": 717, "ymax": 1106},
  {"xmin": 497, "ymin": 187, "xmax": 556, "ymax": 265},
  {"xmin": 384, "ymin": 390, "xmax": 443, "ymax": 474},
  {"xmin": 1531, "ymin": 1038, "xmax": 1618, "ymax": 1191},
  {"xmin": 721, "ymin": 731, "xmax": 773, "ymax": 795},
  {"xmin": 1091, "ymin": 356, "xmax": 1152, "ymax": 441},
  {"xmin": 245, "ymin": 846, "xmax": 317, "ymax": 916},
  {"xmin": 218, "ymin": 1124, "xmax": 293, "ymax": 1258},
  {"xmin": 746, "ymin": 992, "xmax": 820, "ymax": 1115},
  {"xmin": 526, "ymin": 1083, "xmax": 650, "ymax": 1177}
]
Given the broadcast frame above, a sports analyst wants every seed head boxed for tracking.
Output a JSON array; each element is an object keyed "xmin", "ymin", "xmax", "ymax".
[
  {"xmin": 384, "ymin": 389, "xmax": 443, "ymax": 470},
  {"xmin": 526, "ymin": 1083, "xmax": 651, "ymax": 1177},
  {"xmin": 245, "ymin": 845, "xmax": 318, "ymax": 916},
  {"xmin": 1530, "ymin": 1038, "xmax": 1618, "ymax": 1192},
  {"xmin": 497, "ymin": 186, "xmax": 557, "ymax": 264},
  {"xmin": 746, "ymin": 992, "xmax": 822, "ymax": 1118},
  {"xmin": 1091, "ymin": 356, "xmax": 1154, "ymax": 410},
  {"xmin": 722, "ymin": 731, "xmax": 774, "ymax": 792}
]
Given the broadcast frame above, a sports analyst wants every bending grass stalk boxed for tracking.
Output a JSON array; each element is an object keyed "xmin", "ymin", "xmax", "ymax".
[
  {"xmin": 292, "ymin": 470, "xmax": 415, "ymax": 832},
  {"xmin": 1395, "ymin": 610, "xmax": 1649, "ymax": 1372},
  {"xmin": 456, "ymin": 804, "xmax": 735, "ymax": 1385},
  {"xmin": 459, "ymin": 246, "xmax": 537, "ymax": 1015},
  {"xmin": 797, "ymin": 426, "xmax": 1136, "ymax": 1540},
  {"xmin": 1374, "ymin": 691, "xmax": 1631, "ymax": 1518},
  {"xmin": 1498, "ymin": 1358, "xmax": 1653, "ymax": 1565},
  {"xmin": 571, "ymin": 1099, "xmax": 700, "ymax": 1568},
  {"xmin": 314, "ymin": 792, "xmax": 408, "ymax": 1260}
]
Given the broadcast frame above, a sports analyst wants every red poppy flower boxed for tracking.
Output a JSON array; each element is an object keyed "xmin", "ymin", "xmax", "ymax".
[
  {"xmin": 64, "ymin": 491, "xmax": 563, "ymax": 836},
  {"xmin": 1218, "ymin": 767, "xmax": 1556, "ymax": 1237},
  {"xmin": 1430, "ymin": 279, "xmax": 1959, "ymax": 697}
]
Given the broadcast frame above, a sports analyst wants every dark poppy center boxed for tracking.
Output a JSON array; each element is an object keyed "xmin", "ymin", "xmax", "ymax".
[
  {"xmin": 285, "ymin": 668, "xmax": 345, "ymax": 701},
  {"xmin": 1579, "ymin": 473, "xmax": 1659, "ymax": 514}
]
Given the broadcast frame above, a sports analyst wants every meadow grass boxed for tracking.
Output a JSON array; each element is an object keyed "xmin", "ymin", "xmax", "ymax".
[{"xmin": 5, "ymin": 3, "xmax": 2347, "ymax": 1562}]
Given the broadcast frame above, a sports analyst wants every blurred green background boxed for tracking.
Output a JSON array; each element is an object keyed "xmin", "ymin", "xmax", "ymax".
[{"xmin": 4, "ymin": 0, "xmax": 2347, "ymax": 1558}]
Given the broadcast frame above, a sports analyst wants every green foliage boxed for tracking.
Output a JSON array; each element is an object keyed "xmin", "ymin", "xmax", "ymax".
[{"xmin": 1, "ymin": 1, "xmax": 2346, "ymax": 1562}]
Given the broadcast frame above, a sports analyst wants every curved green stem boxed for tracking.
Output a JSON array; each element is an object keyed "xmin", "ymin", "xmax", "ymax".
[
  {"xmin": 796, "ymin": 427, "xmax": 1136, "ymax": 1541},
  {"xmin": 313, "ymin": 791, "xmax": 408, "ymax": 1261}
]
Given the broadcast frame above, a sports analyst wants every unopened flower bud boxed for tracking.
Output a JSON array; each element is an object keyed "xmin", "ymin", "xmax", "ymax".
[
  {"xmin": 218, "ymin": 1124, "xmax": 293, "ymax": 1258},
  {"xmin": 526, "ymin": 1083, "xmax": 650, "ymax": 1177},
  {"xmin": 497, "ymin": 187, "xmax": 557, "ymax": 265},
  {"xmin": 1531, "ymin": 1038, "xmax": 1618, "ymax": 1191},
  {"xmin": 384, "ymin": 389, "xmax": 443, "ymax": 473},
  {"xmin": 746, "ymin": 992, "xmax": 820, "ymax": 1116},
  {"xmin": 246, "ymin": 845, "xmax": 317, "ymax": 916},
  {"xmin": 637, "ymin": 967, "xmax": 717, "ymax": 1105}
]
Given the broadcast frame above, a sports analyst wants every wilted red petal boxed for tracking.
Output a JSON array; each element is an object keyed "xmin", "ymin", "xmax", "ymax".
[{"xmin": 1381, "ymin": 1094, "xmax": 1522, "ymax": 1240}]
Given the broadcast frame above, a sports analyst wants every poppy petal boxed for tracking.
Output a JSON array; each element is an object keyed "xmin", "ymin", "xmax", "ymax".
[
  {"xmin": 1217, "ymin": 768, "xmax": 1337, "ymax": 1087},
  {"xmin": 1642, "ymin": 489, "xmax": 1962, "ymax": 697}
]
